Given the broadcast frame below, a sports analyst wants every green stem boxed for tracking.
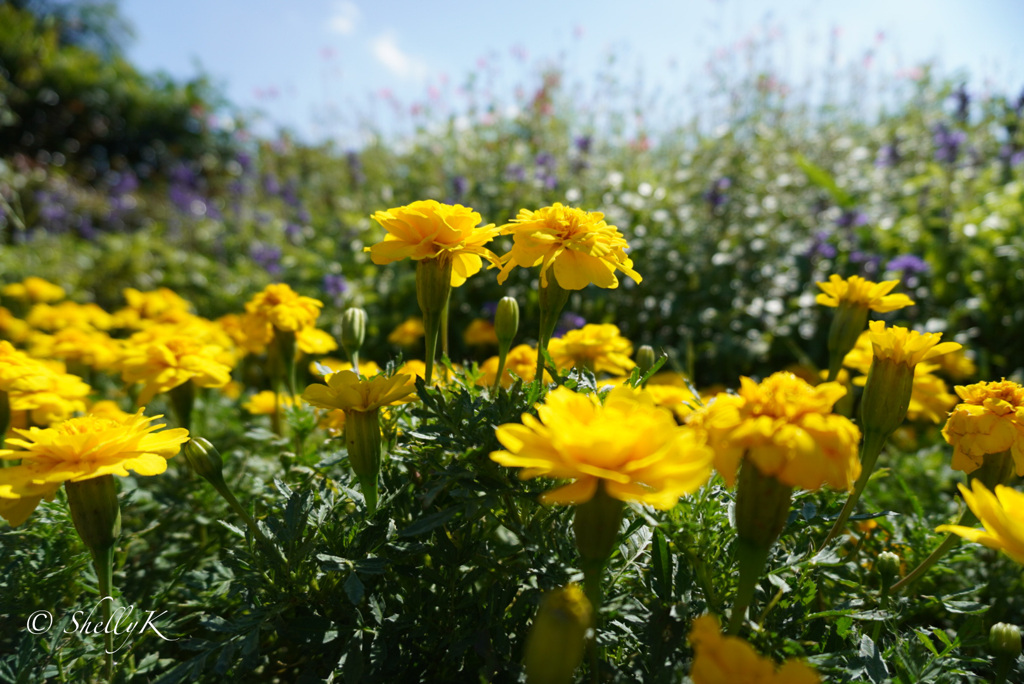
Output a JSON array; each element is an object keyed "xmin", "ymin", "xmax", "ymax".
[
  {"xmin": 91, "ymin": 545, "xmax": 115, "ymax": 681},
  {"xmin": 892, "ymin": 450, "xmax": 1014, "ymax": 593},
  {"xmin": 212, "ymin": 480, "xmax": 272, "ymax": 548},
  {"xmin": 727, "ymin": 540, "xmax": 771, "ymax": 635},
  {"xmin": 168, "ymin": 382, "xmax": 194, "ymax": 433},
  {"xmin": 819, "ymin": 428, "xmax": 888, "ymax": 551},
  {"xmin": 536, "ymin": 278, "xmax": 570, "ymax": 385}
]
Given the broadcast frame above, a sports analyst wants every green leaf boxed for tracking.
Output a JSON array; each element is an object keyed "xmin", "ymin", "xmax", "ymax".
[
  {"xmin": 794, "ymin": 152, "xmax": 854, "ymax": 208},
  {"xmin": 399, "ymin": 506, "xmax": 459, "ymax": 537},
  {"xmin": 345, "ymin": 572, "xmax": 365, "ymax": 605},
  {"xmin": 859, "ymin": 634, "xmax": 889, "ymax": 683},
  {"xmin": 650, "ymin": 528, "xmax": 672, "ymax": 602}
]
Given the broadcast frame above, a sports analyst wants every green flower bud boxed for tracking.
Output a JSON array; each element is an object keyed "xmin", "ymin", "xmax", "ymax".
[
  {"xmin": 346, "ymin": 409, "xmax": 383, "ymax": 513},
  {"xmin": 734, "ymin": 458, "xmax": 793, "ymax": 551},
  {"xmin": 990, "ymin": 622, "xmax": 1022, "ymax": 657},
  {"xmin": 523, "ymin": 586, "xmax": 592, "ymax": 684},
  {"xmin": 859, "ymin": 356, "xmax": 915, "ymax": 443},
  {"xmin": 876, "ymin": 551, "xmax": 901, "ymax": 582},
  {"xmin": 573, "ymin": 484, "xmax": 625, "ymax": 564},
  {"xmin": 341, "ymin": 307, "xmax": 368, "ymax": 363},
  {"xmin": 825, "ymin": 302, "xmax": 869, "ymax": 380},
  {"xmin": 495, "ymin": 297, "xmax": 520, "ymax": 350},
  {"xmin": 184, "ymin": 436, "xmax": 226, "ymax": 486},
  {"xmin": 636, "ymin": 345, "xmax": 656, "ymax": 382},
  {"xmin": 65, "ymin": 475, "xmax": 121, "ymax": 553}
]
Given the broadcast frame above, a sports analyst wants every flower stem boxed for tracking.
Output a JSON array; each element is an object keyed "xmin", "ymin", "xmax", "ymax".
[
  {"xmin": 727, "ymin": 539, "xmax": 771, "ymax": 635},
  {"xmin": 536, "ymin": 279, "xmax": 570, "ymax": 384},
  {"xmin": 91, "ymin": 545, "xmax": 115, "ymax": 680},
  {"xmin": 892, "ymin": 450, "xmax": 1014, "ymax": 593},
  {"xmin": 819, "ymin": 428, "xmax": 888, "ymax": 551}
]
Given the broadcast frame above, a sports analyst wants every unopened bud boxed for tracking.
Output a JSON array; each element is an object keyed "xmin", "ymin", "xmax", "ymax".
[
  {"xmin": 495, "ymin": 297, "xmax": 520, "ymax": 350},
  {"xmin": 636, "ymin": 345, "xmax": 656, "ymax": 380},
  {"xmin": 341, "ymin": 307, "xmax": 368, "ymax": 361},
  {"xmin": 523, "ymin": 585, "xmax": 592, "ymax": 684},
  {"xmin": 184, "ymin": 436, "xmax": 226, "ymax": 485},
  {"xmin": 990, "ymin": 622, "xmax": 1022, "ymax": 657},
  {"xmin": 65, "ymin": 475, "xmax": 121, "ymax": 553},
  {"xmin": 876, "ymin": 551, "xmax": 901, "ymax": 581}
]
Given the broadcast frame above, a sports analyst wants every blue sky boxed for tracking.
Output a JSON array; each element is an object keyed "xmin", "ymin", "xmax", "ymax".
[{"xmin": 121, "ymin": 0, "xmax": 1024, "ymax": 142}]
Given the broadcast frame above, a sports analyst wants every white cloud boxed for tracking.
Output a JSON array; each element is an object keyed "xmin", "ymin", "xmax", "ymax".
[
  {"xmin": 371, "ymin": 32, "xmax": 428, "ymax": 80},
  {"xmin": 328, "ymin": 0, "xmax": 360, "ymax": 36}
]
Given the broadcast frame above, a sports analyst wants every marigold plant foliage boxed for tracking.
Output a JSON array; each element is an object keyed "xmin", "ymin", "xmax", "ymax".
[{"xmin": 491, "ymin": 385, "xmax": 713, "ymax": 508}]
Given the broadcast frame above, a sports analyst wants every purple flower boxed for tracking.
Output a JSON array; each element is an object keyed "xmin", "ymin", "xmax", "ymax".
[
  {"xmin": 850, "ymin": 250, "xmax": 882, "ymax": 276},
  {"xmin": 505, "ymin": 164, "xmax": 526, "ymax": 183},
  {"xmin": 952, "ymin": 84, "xmax": 970, "ymax": 123},
  {"xmin": 553, "ymin": 311, "xmax": 586, "ymax": 338},
  {"xmin": 281, "ymin": 178, "xmax": 300, "ymax": 207},
  {"xmin": 250, "ymin": 243, "xmax": 282, "ymax": 276},
  {"xmin": 451, "ymin": 175, "xmax": 468, "ymax": 202},
  {"xmin": 236, "ymin": 152, "xmax": 254, "ymax": 175},
  {"xmin": 704, "ymin": 177, "xmax": 731, "ymax": 210},
  {"xmin": 886, "ymin": 254, "xmax": 930, "ymax": 275},
  {"xmin": 574, "ymin": 135, "xmax": 593, "ymax": 154},
  {"xmin": 807, "ymin": 230, "xmax": 837, "ymax": 259},
  {"xmin": 346, "ymin": 151, "xmax": 365, "ymax": 186},
  {"xmin": 836, "ymin": 210, "xmax": 868, "ymax": 229},
  {"xmin": 875, "ymin": 143, "xmax": 901, "ymax": 168},
  {"xmin": 323, "ymin": 273, "xmax": 348, "ymax": 303},
  {"xmin": 261, "ymin": 173, "xmax": 280, "ymax": 196},
  {"xmin": 284, "ymin": 223, "xmax": 303, "ymax": 243},
  {"xmin": 932, "ymin": 122, "xmax": 966, "ymax": 164}
]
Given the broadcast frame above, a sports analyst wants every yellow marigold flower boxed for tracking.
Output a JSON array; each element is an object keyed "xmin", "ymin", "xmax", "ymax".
[
  {"xmin": 689, "ymin": 614, "xmax": 820, "ymax": 684},
  {"xmin": 112, "ymin": 287, "xmax": 193, "ymax": 329},
  {"xmin": 1, "ymin": 277, "xmax": 65, "ymax": 303},
  {"xmin": 867, "ymin": 320, "xmax": 961, "ymax": 368},
  {"xmin": 932, "ymin": 347, "xmax": 977, "ymax": 380},
  {"xmin": 491, "ymin": 385, "xmax": 713, "ymax": 508},
  {"xmin": 696, "ymin": 372, "xmax": 861, "ymax": 491},
  {"xmin": 240, "ymin": 284, "xmax": 325, "ymax": 352},
  {"xmin": 319, "ymin": 408, "xmax": 347, "ymax": 436},
  {"xmin": 296, "ymin": 326, "xmax": 338, "ymax": 355},
  {"xmin": 26, "ymin": 301, "xmax": 113, "ymax": 331},
  {"xmin": 937, "ymin": 481, "xmax": 1024, "ymax": 566},
  {"xmin": 548, "ymin": 323, "xmax": 635, "ymax": 376},
  {"xmin": 28, "ymin": 328, "xmax": 123, "ymax": 372},
  {"xmin": 815, "ymin": 274, "xmax": 914, "ymax": 312},
  {"xmin": 119, "ymin": 335, "xmax": 233, "ymax": 405},
  {"xmin": 496, "ymin": 203, "xmax": 642, "ymax": 290},
  {"xmin": 641, "ymin": 383, "xmax": 700, "ymax": 422},
  {"xmin": 943, "ymin": 379, "xmax": 1024, "ymax": 476},
  {"xmin": 477, "ymin": 344, "xmax": 550, "ymax": 388},
  {"xmin": 243, "ymin": 390, "xmax": 303, "ymax": 415},
  {"xmin": 0, "ymin": 342, "xmax": 90, "ymax": 425},
  {"xmin": 86, "ymin": 400, "xmax": 133, "ymax": 422},
  {"xmin": 0, "ymin": 410, "xmax": 189, "ymax": 526},
  {"xmin": 0, "ymin": 307, "xmax": 31, "ymax": 343},
  {"xmin": 463, "ymin": 318, "xmax": 498, "ymax": 346},
  {"xmin": 302, "ymin": 370, "xmax": 415, "ymax": 413},
  {"xmin": 388, "ymin": 317, "xmax": 426, "ymax": 346},
  {"xmin": 309, "ymin": 358, "xmax": 382, "ymax": 379},
  {"xmin": 368, "ymin": 200, "xmax": 502, "ymax": 287}
]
